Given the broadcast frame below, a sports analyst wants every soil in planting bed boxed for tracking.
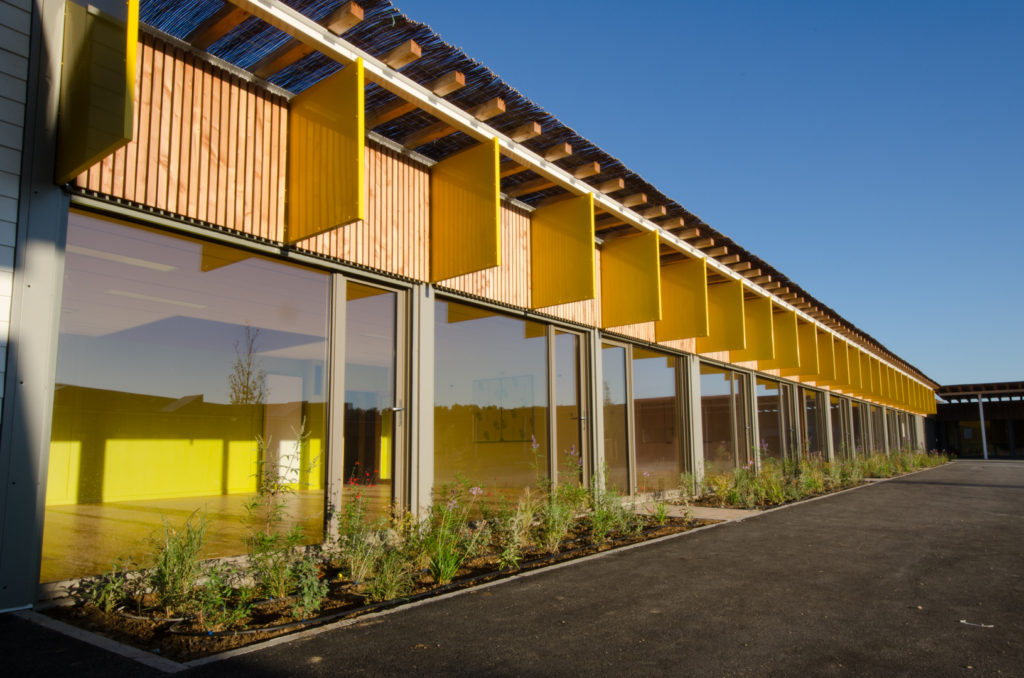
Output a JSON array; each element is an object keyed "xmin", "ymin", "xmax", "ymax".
[{"xmin": 43, "ymin": 516, "xmax": 715, "ymax": 662}]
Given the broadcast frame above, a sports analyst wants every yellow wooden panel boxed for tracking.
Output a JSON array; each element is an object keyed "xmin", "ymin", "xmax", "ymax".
[
  {"xmin": 287, "ymin": 59, "xmax": 365, "ymax": 243},
  {"xmin": 816, "ymin": 330, "xmax": 836, "ymax": 383},
  {"xmin": 531, "ymin": 194, "xmax": 596, "ymax": 308},
  {"xmin": 781, "ymin": 320, "xmax": 818, "ymax": 377},
  {"xmin": 847, "ymin": 345, "xmax": 861, "ymax": 392},
  {"xmin": 55, "ymin": 0, "xmax": 138, "ymax": 184},
  {"xmin": 834, "ymin": 339, "xmax": 850, "ymax": 387},
  {"xmin": 655, "ymin": 257, "xmax": 708, "ymax": 341},
  {"xmin": 695, "ymin": 279, "xmax": 745, "ymax": 353},
  {"xmin": 758, "ymin": 306, "xmax": 798, "ymax": 370},
  {"xmin": 601, "ymin": 231, "xmax": 662, "ymax": 328},
  {"xmin": 731, "ymin": 296, "xmax": 774, "ymax": 361},
  {"xmin": 430, "ymin": 138, "xmax": 501, "ymax": 281}
]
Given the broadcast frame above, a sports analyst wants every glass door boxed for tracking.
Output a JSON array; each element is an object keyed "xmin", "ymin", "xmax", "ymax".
[
  {"xmin": 553, "ymin": 330, "xmax": 587, "ymax": 485},
  {"xmin": 341, "ymin": 281, "xmax": 405, "ymax": 516}
]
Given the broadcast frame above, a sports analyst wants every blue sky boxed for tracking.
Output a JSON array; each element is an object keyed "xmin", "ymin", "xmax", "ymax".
[{"xmin": 393, "ymin": 0, "xmax": 1024, "ymax": 386}]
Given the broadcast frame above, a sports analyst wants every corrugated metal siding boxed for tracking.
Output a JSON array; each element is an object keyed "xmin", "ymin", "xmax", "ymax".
[
  {"xmin": 75, "ymin": 34, "xmax": 288, "ymax": 240},
  {"xmin": 440, "ymin": 201, "xmax": 529, "ymax": 307},
  {"xmin": 296, "ymin": 142, "xmax": 430, "ymax": 281},
  {"xmin": 0, "ymin": 0, "xmax": 32, "ymax": 418}
]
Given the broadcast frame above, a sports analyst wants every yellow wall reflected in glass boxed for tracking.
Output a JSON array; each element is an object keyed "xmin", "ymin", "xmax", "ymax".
[{"xmin": 42, "ymin": 212, "xmax": 330, "ymax": 582}]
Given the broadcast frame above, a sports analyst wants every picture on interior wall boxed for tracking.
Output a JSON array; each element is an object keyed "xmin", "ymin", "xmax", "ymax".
[{"xmin": 472, "ymin": 375, "xmax": 536, "ymax": 443}]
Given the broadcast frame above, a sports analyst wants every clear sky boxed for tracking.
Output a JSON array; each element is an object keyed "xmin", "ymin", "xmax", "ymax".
[{"xmin": 393, "ymin": 0, "xmax": 1024, "ymax": 387}]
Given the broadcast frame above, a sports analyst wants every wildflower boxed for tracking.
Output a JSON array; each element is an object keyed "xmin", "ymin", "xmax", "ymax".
[
  {"xmin": 469, "ymin": 486, "xmax": 483, "ymax": 497},
  {"xmin": 530, "ymin": 434, "xmax": 539, "ymax": 451},
  {"xmin": 446, "ymin": 498, "xmax": 459, "ymax": 510}
]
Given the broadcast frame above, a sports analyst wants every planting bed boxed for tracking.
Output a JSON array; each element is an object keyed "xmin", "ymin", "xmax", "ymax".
[{"xmin": 43, "ymin": 515, "xmax": 713, "ymax": 662}]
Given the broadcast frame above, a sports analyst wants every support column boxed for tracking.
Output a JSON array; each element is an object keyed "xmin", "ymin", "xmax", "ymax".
[
  {"xmin": 588, "ymin": 329, "xmax": 606, "ymax": 491},
  {"xmin": 977, "ymin": 394, "xmax": 988, "ymax": 461},
  {"xmin": 410, "ymin": 284, "xmax": 435, "ymax": 515},
  {"xmin": 0, "ymin": 0, "xmax": 70, "ymax": 611},
  {"xmin": 685, "ymin": 354, "xmax": 704, "ymax": 486}
]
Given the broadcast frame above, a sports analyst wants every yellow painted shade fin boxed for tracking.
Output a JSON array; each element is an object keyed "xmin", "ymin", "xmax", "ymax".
[
  {"xmin": 731, "ymin": 296, "xmax": 774, "ymax": 362},
  {"xmin": 55, "ymin": 0, "xmax": 138, "ymax": 184},
  {"xmin": 816, "ymin": 330, "xmax": 836, "ymax": 383},
  {"xmin": 531, "ymin": 193, "xmax": 596, "ymax": 308},
  {"xmin": 600, "ymin": 231, "xmax": 662, "ymax": 328},
  {"xmin": 430, "ymin": 138, "xmax": 501, "ymax": 282},
  {"xmin": 695, "ymin": 279, "xmax": 745, "ymax": 353},
  {"xmin": 758, "ymin": 306, "xmax": 798, "ymax": 370},
  {"xmin": 286, "ymin": 58, "xmax": 365, "ymax": 243},
  {"xmin": 779, "ymin": 321, "xmax": 817, "ymax": 377},
  {"xmin": 655, "ymin": 257, "xmax": 708, "ymax": 341},
  {"xmin": 834, "ymin": 340, "xmax": 850, "ymax": 388}
]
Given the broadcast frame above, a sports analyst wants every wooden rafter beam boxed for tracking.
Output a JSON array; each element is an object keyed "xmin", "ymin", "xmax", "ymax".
[
  {"xmin": 621, "ymin": 193, "xmax": 647, "ymax": 208},
  {"xmin": 382, "ymin": 39, "xmax": 422, "ymax": 69},
  {"xmin": 402, "ymin": 97, "xmax": 505, "ymax": 147},
  {"xmin": 730, "ymin": 261, "xmax": 752, "ymax": 272},
  {"xmin": 536, "ymin": 192, "xmax": 577, "ymax": 208},
  {"xmin": 542, "ymin": 142, "xmax": 572, "ymax": 162},
  {"xmin": 509, "ymin": 122, "xmax": 542, "ymax": 142},
  {"xmin": 762, "ymin": 281, "xmax": 782, "ymax": 291},
  {"xmin": 657, "ymin": 217, "xmax": 686, "ymax": 230},
  {"xmin": 506, "ymin": 176, "xmax": 555, "ymax": 198},
  {"xmin": 676, "ymin": 227, "xmax": 701, "ymax": 239},
  {"xmin": 188, "ymin": 5, "xmax": 250, "ymax": 50},
  {"xmin": 596, "ymin": 177, "xmax": 625, "ymax": 193},
  {"xmin": 718, "ymin": 254, "xmax": 741, "ymax": 265},
  {"xmin": 741, "ymin": 268, "xmax": 762, "ymax": 278},
  {"xmin": 750, "ymin": 274, "xmax": 772, "ymax": 284},
  {"xmin": 691, "ymin": 237, "xmax": 714, "ymax": 248},
  {"xmin": 641, "ymin": 205, "xmax": 666, "ymax": 219},
  {"xmin": 366, "ymin": 71, "xmax": 465, "ymax": 128},
  {"xmin": 705, "ymin": 246, "xmax": 729, "ymax": 257},
  {"xmin": 572, "ymin": 161, "xmax": 601, "ymax": 179},
  {"xmin": 250, "ymin": 1, "xmax": 364, "ymax": 78}
]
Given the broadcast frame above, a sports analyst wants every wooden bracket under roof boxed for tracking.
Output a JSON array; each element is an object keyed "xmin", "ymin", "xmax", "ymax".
[
  {"xmin": 403, "ymin": 97, "xmax": 505, "ymax": 147},
  {"xmin": 367, "ymin": 71, "xmax": 465, "ymax": 128},
  {"xmin": 621, "ymin": 193, "xmax": 646, "ymax": 208},
  {"xmin": 188, "ymin": 4, "xmax": 250, "ymax": 50},
  {"xmin": 508, "ymin": 122, "xmax": 542, "ymax": 142},
  {"xmin": 705, "ymin": 246, "xmax": 729, "ymax": 257},
  {"xmin": 718, "ymin": 254, "xmax": 741, "ymax": 265},
  {"xmin": 381, "ymin": 39, "xmax": 422, "ymax": 69},
  {"xmin": 640, "ymin": 205, "xmax": 666, "ymax": 219},
  {"xmin": 250, "ymin": 1, "xmax": 364, "ymax": 78}
]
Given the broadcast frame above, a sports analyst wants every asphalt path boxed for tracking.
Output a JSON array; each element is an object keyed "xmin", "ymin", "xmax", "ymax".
[{"xmin": 4, "ymin": 460, "xmax": 1022, "ymax": 677}]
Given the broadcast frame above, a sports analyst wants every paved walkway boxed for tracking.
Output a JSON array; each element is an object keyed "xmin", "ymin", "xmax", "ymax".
[{"xmin": 4, "ymin": 460, "xmax": 1022, "ymax": 677}]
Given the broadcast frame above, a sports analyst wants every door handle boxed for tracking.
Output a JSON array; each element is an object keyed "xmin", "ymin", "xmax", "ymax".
[{"xmin": 389, "ymin": 406, "xmax": 404, "ymax": 412}]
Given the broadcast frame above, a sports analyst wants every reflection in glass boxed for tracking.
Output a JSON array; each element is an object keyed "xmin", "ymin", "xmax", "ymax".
[
  {"xmin": 830, "ymin": 395, "xmax": 848, "ymax": 459},
  {"xmin": 555, "ymin": 331, "xmax": 584, "ymax": 485},
  {"xmin": 700, "ymin": 364, "xmax": 750, "ymax": 474},
  {"xmin": 801, "ymin": 388, "xmax": 823, "ymax": 458},
  {"xmin": 633, "ymin": 347, "xmax": 681, "ymax": 491},
  {"xmin": 43, "ymin": 212, "xmax": 329, "ymax": 582},
  {"xmin": 756, "ymin": 378, "xmax": 782, "ymax": 461},
  {"xmin": 434, "ymin": 300, "xmax": 549, "ymax": 495},
  {"xmin": 344, "ymin": 282, "xmax": 397, "ymax": 516},
  {"xmin": 601, "ymin": 343, "xmax": 629, "ymax": 492},
  {"xmin": 871, "ymin": 405, "xmax": 886, "ymax": 452},
  {"xmin": 851, "ymin": 401, "xmax": 864, "ymax": 456}
]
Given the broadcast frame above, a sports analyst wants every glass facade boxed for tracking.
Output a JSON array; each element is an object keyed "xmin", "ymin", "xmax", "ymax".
[
  {"xmin": 700, "ymin": 364, "xmax": 750, "ymax": 474},
  {"xmin": 43, "ymin": 212, "xmax": 330, "ymax": 582},
  {"xmin": 801, "ymin": 388, "xmax": 824, "ymax": 458},
  {"xmin": 830, "ymin": 395, "xmax": 850, "ymax": 460},
  {"xmin": 601, "ymin": 343, "xmax": 630, "ymax": 492},
  {"xmin": 434, "ymin": 300, "xmax": 550, "ymax": 495},
  {"xmin": 632, "ymin": 347, "xmax": 682, "ymax": 492},
  {"xmin": 344, "ymin": 282, "xmax": 399, "ymax": 515},
  {"xmin": 756, "ymin": 378, "xmax": 783, "ymax": 461},
  {"xmin": 851, "ymin": 401, "xmax": 865, "ymax": 456}
]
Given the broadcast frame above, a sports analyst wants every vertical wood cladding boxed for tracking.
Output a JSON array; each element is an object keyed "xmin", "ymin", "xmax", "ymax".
[
  {"xmin": 296, "ymin": 142, "xmax": 429, "ymax": 281},
  {"xmin": 76, "ymin": 34, "xmax": 287, "ymax": 241},
  {"xmin": 439, "ymin": 202, "xmax": 529, "ymax": 307}
]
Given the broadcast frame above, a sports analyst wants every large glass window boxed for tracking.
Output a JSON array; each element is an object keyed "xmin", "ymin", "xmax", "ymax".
[
  {"xmin": 434, "ymin": 300, "xmax": 549, "ymax": 495},
  {"xmin": 43, "ymin": 212, "xmax": 330, "ymax": 582},
  {"xmin": 632, "ymin": 347, "xmax": 682, "ymax": 492},
  {"xmin": 601, "ymin": 343, "xmax": 629, "ymax": 492},
  {"xmin": 801, "ymin": 388, "xmax": 824, "ymax": 458},
  {"xmin": 756, "ymin": 378, "xmax": 783, "ymax": 461},
  {"xmin": 870, "ymin": 405, "xmax": 886, "ymax": 452},
  {"xmin": 700, "ymin": 364, "xmax": 750, "ymax": 474},
  {"xmin": 830, "ymin": 395, "xmax": 851, "ymax": 460},
  {"xmin": 554, "ymin": 330, "xmax": 585, "ymax": 485},
  {"xmin": 851, "ymin": 401, "xmax": 865, "ymax": 456}
]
